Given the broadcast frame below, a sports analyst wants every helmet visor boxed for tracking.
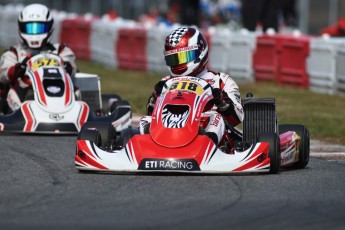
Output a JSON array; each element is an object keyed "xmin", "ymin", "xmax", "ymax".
[
  {"xmin": 165, "ymin": 49, "xmax": 200, "ymax": 67},
  {"xmin": 19, "ymin": 22, "xmax": 50, "ymax": 35}
]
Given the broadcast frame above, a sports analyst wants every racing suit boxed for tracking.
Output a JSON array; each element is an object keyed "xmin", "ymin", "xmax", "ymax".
[
  {"xmin": 0, "ymin": 42, "xmax": 77, "ymax": 112},
  {"xmin": 140, "ymin": 68, "xmax": 244, "ymax": 145}
]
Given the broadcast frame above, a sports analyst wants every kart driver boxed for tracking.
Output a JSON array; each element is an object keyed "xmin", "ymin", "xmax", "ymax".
[
  {"xmin": 140, "ymin": 26, "xmax": 244, "ymax": 149},
  {"xmin": 0, "ymin": 3, "xmax": 77, "ymax": 114}
]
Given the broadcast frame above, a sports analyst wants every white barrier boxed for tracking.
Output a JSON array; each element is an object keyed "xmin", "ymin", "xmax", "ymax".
[
  {"xmin": 227, "ymin": 31, "xmax": 256, "ymax": 83},
  {"xmin": 209, "ymin": 29, "xmax": 256, "ymax": 82},
  {"xmin": 91, "ymin": 19, "xmax": 118, "ymax": 68},
  {"xmin": 307, "ymin": 37, "xmax": 345, "ymax": 95},
  {"xmin": 336, "ymin": 43, "xmax": 345, "ymax": 95},
  {"xmin": 0, "ymin": 5, "xmax": 22, "ymax": 47},
  {"xmin": 146, "ymin": 25, "xmax": 171, "ymax": 75},
  {"xmin": 209, "ymin": 29, "xmax": 231, "ymax": 73}
]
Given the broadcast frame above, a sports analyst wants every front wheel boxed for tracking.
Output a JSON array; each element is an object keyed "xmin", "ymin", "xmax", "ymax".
[
  {"xmin": 78, "ymin": 121, "xmax": 116, "ymax": 148},
  {"xmin": 258, "ymin": 132, "xmax": 281, "ymax": 174},
  {"xmin": 119, "ymin": 127, "xmax": 140, "ymax": 147}
]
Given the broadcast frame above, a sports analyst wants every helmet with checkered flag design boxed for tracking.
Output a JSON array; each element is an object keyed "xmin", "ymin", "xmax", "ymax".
[{"xmin": 164, "ymin": 27, "xmax": 208, "ymax": 77}]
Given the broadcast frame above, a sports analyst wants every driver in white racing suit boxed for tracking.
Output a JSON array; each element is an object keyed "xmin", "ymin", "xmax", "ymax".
[
  {"xmin": 0, "ymin": 3, "xmax": 77, "ymax": 113},
  {"xmin": 140, "ymin": 27, "xmax": 244, "ymax": 148}
]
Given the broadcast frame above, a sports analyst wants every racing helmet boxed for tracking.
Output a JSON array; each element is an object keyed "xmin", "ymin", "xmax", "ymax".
[
  {"xmin": 18, "ymin": 4, "xmax": 54, "ymax": 49},
  {"xmin": 164, "ymin": 27, "xmax": 208, "ymax": 76}
]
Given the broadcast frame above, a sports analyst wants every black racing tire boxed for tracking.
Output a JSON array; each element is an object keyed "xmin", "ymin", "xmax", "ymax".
[
  {"xmin": 79, "ymin": 121, "xmax": 116, "ymax": 148},
  {"xmin": 279, "ymin": 124, "xmax": 310, "ymax": 169},
  {"xmin": 119, "ymin": 126, "xmax": 140, "ymax": 147},
  {"xmin": 101, "ymin": 94, "xmax": 121, "ymax": 114},
  {"xmin": 77, "ymin": 129, "xmax": 102, "ymax": 147},
  {"xmin": 258, "ymin": 132, "xmax": 281, "ymax": 174}
]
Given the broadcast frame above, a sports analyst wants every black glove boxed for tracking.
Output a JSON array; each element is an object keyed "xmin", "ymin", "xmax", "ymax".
[
  {"xmin": 153, "ymin": 80, "xmax": 166, "ymax": 98},
  {"xmin": 12, "ymin": 63, "xmax": 26, "ymax": 82},
  {"xmin": 146, "ymin": 80, "xmax": 166, "ymax": 115},
  {"xmin": 64, "ymin": 61, "xmax": 73, "ymax": 76},
  {"xmin": 212, "ymin": 88, "xmax": 233, "ymax": 113}
]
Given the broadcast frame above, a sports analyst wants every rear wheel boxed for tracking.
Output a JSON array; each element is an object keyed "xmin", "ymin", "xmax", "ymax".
[
  {"xmin": 101, "ymin": 94, "xmax": 121, "ymax": 114},
  {"xmin": 78, "ymin": 122, "xmax": 116, "ymax": 148},
  {"xmin": 258, "ymin": 132, "xmax": 281, "ymax": 174},
  {"xmin": 279, "ymin": 124, "xmax": 310, "ymax": 169},
  {"xmin": 110, "ymin": 99, "xmax": 130, "ymax": 114}
]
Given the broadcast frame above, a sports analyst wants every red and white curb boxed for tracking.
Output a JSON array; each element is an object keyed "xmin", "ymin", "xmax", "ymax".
[
  {"xmin": 132, "ymin": 115, "xmax": 345, "ymax": 160},
  {"xmin": 311, "ymin": 140, "xmax": 345, "ymax": 160}
]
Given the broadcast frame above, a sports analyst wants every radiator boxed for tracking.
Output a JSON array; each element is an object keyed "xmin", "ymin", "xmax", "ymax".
[{"xmin": 242, "ymin": 97, "xmax": 277, "ymax": 143}]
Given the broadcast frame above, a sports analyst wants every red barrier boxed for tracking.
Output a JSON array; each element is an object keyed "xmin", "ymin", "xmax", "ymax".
[
  {"xmin": 253, "ymin": 35, "xmax": 280, "ymax": 81},
  {"xmin": 277, "ymin": 35, "xmax": 310, "ymax": 88},
  {"xmin": 116, "ymin": 28, "xmax": 147, "ymax": 70},
  {"xmin": 60, "ymin": 17, "xmax": 93, "ymax": 60}
]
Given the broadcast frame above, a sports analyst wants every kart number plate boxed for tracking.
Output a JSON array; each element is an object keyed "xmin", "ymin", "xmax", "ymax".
[
  {"xmin": 169, "ymin": 81, "xmax": 204, "ymax": 95},
  {"xmin": 32, "ymin": 57, "xmax": 60, "ymax": 71}
]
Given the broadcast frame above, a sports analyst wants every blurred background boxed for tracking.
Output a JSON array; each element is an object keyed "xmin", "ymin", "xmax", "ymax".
[{"xmin": 1, "ymin": 0, "xmax": 345, "ymax": 35}]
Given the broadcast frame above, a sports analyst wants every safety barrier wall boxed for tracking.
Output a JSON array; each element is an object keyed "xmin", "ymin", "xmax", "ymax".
[
  {"xmin": 209, "ymin": 30, "xmax": 232, "ymax": 73},
  {"xmin": 253, "ymin": 34, "xmax": 280, "ymax": 82},
  {"xmin": 209, "ymin": 30, "xmax": 256, "ymax": 83},
  {"xmin": 2, "ymin": 5, "xmax": 345, "ymax": 96},
  {"xmin": 0, "ymin": 5, "xmax": 21, "ymax": 48},
  {"xmin": 307, "ymin": 38, "xmax": 345, "ymax": 94},
  {"xmin": 116, "ymin": 27, "xmax": 148, "ymax": 70},
  {"xmin": 227, "ymin": 32, "xmax": 256, "ymax": 82},
  {"xmin": 90, "ymin": 19, "xmax": 123, "ymax": 68},
  {"xmin": 60, "ymin": 17, "xmax": 94, "ymax": 60},
  {"xmin": 335, "ymin": 43, "xmax": 345, "ymax": 95},
  {"xmin": 147, "ymin": 26, "xmax": 173, "ymax": 74},
  {"xmin": 277, "ymin": 35, "xmax": 310, "ymax": 88}
]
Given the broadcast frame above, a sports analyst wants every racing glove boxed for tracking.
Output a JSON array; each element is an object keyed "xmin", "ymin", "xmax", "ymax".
[
  {"xmin": 212, "ymin": 88, "xmax": 234, "ymax": 114},
  {"xmin": 64, "ymin": 61, "xmax": 73, "ymax": 76},
  {"xmin": 153, "ymin": 80, "xmax": 166, "ymax": 97},
  {"xmin": 10, "ymin": 63, "xmax": 26, "ymax": 83},
  {"xmin": 146, "ymin": 80, "xmax": 167, "ymax": 115}
]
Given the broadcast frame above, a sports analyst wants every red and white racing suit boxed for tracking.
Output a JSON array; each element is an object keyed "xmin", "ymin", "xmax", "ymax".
[
  {"xmin": 0, "ymin": 43, "xmax": 77, "ymax": 111},
  {"xmin": 140, "ymin": 68, "xmax": 244, "ymax": 144}
]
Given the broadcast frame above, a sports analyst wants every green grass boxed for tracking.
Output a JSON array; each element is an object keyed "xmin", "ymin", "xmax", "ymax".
[{"xmin": 78, "ymin": 60, "xmax": 345, "ymax": 145}]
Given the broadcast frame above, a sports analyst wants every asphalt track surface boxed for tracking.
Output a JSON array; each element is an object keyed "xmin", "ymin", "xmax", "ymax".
[{"xmin": 1, "ymin": 135, "xmax": 345, "ymax": 230}]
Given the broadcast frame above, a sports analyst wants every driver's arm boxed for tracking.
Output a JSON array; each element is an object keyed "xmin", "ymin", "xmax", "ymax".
[
  {"xmin": 55, "ymin": 44, "xmax": 77, "ymax": 77},
  {"xmin": 0, "ymin": 48, "xmax": 19, "ymax": 84},
  {"xmin": 219, "ymin": 74, "xmax": 244, "ymax": 127}
]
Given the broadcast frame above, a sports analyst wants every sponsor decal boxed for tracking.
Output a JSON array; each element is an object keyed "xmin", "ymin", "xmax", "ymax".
[
  {"xmin": 164, "ymin": 45, "xmax": 198, "ymax": 55},
  {"xmin": 211, "ymin": 113, "xmax": 222, "ymax": 126},
  {"xmin": 281, "ymin": 152, "xmax": 294, "ymax": 164},
  {"xmin": 47, "ymin": 86, "xmax": 61, "ymax": 94},
  {"xmin": 139, "ymin": 158, "xmax": 200, "ymax": 171},
  {"xmin": 49, "ymin": 113, "xmax": 64, "ymax": 121}
]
